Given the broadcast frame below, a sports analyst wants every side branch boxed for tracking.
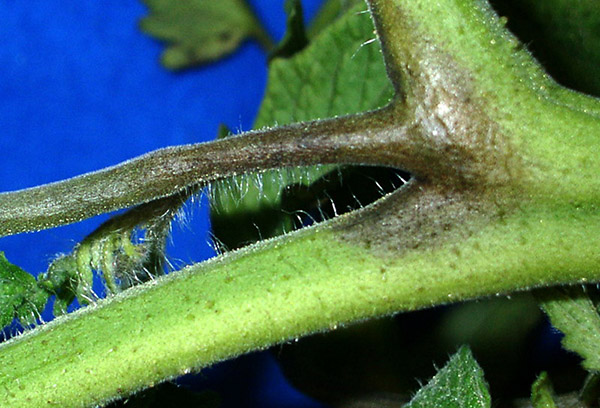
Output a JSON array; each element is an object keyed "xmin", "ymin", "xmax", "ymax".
[{"xmin": 0, "ymin": 106, "xmax": 417, "ymax": 237}]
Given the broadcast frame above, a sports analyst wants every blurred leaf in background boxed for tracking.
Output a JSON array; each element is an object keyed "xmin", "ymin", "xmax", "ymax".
[
  {"xmin": 490, "ymin": 0, "xmax": 600, "ymax": 96},
  {"xmin": 211, "ymin": 1, "xmax": 394, "ymax": 250},
  {"xmin": 268, "ymin": 0, "xmax": 310, "ymax": 61},
  {"xmin": 140, "ymin": 0, "xmax": 274, "ymax": 70}
]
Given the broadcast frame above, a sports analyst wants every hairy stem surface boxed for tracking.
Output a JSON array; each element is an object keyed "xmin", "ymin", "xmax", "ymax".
[
  {"xmin": 1, "ymin": 199, "xmax": 599, "ymax": 408},
  {"xmin": 0, "ymin": 107, "xmax": 420, "ymax": 237}
]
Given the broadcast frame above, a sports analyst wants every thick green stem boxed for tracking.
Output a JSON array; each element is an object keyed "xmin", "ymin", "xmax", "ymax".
[
  {"xmin": 1, "ymin": 197, "xmax": 599, "ymax": 408},
  {"xmin": 2, "ymin": 0, "xmax": 600, "ymax": 406}
]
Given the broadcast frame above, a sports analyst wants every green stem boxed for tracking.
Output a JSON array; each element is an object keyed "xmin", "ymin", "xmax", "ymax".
[
  {"xmin": 2, "ymin": 0, "xmax": 600, "ymax": 406},
  {"xmin": 1, "ymin": 197, "xmax": 599, "ymax": 407}
]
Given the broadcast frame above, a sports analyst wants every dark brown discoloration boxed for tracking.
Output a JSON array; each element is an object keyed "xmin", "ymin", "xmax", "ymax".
[
  {"xmin": 334, "ymin": 71, "xmax": 517, "ymax": 254},
  {"xmin": 333, "ymin": 181, "xmax": 495, "ymax": 256},
  {"xmin": 0, "ymin": 113, "xmax": 395, "ymax": 237},
  {"xmin": 333, "ymin": 1, "xmax": 524, "ymax": 254},
  {"xmin": 0, "ymin": 0, "xmax": 521, "ymax": 248},
  {"xmin": 368, "ymin": 0, "xmax": 520, "ymax": 186}
]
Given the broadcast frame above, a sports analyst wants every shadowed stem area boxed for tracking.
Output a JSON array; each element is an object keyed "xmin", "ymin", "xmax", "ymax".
[{"xmin": 0, "ymin": 106, "xmax": 417, "ymax": 238}]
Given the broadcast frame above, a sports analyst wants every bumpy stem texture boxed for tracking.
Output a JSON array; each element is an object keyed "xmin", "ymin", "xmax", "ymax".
[{"xmin": 1, "ymin": 201, "xmax": 600, "ymax": 407}]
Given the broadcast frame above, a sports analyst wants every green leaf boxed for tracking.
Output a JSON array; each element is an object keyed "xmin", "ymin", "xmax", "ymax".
[
  {"xmin": 40, "ymin": 254, "xmax": 79, "ymax": 316},
  {"xmin": 537, "ymin": 286, "xmax": 600, "ymax": 371},
  {"xmin": 307, "ymin": 0, "xmax": 362, "ymax": 38},
  {"xmin": 0, "ymin": 252, "xmax": 47, "ymax": 328},
  {"xmin": 139, "ymin": 0, "xmax": 272, "ymax": 70},
  {"xmin": 531, "ymin": 372, "xmax": 557, "ymax": 408},
  {"xmin": 254, "ymin": 3, "xmax": 392, "ymax": 133},
  {"xmin": 403, "ymin": 347, "xmax": 491, "ymax": 408},
  {"xmin": 39, "ymin": 193, "xmax": 186, "ymax": 313},
  {"xmin": 211, "ymin": 2, "xmax": 394, "ymax": 248},
  {"xmin": 268, "ymin": 0, "xmax": 309, "ymax": 61}
]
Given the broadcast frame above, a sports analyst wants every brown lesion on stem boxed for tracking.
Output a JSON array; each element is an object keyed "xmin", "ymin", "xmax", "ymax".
[
  {"xmin": 0, "ymin": 0, "xmax": 522, "ymax": 260},
  {"xmin": 366, "ymin": 0, "xmax": 519, "ymax": 190},
  {"xmin": 0, "ymin": 94, "xmax": 472, "ymax": 238},
  {"xmin": 333, "ymin": 181, "xmax": 494, "ymax": 256},
  {"xmin": 0, "ymin": 110, "xmax": 411, "ymax": 237},
  {"xmin": 332, "ymin": 0, "xmax": 524, "ymax": 253}
]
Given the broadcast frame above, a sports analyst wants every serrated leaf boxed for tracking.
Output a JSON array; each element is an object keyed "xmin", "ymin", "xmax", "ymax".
[
  {"xmin": 211, "ymin": 3, "xmax": 394, "ymax": 248},
  {"xmin": 139, "ymin": 0, "xmax": 272, "ymax": 70},
  {"xmin": 531, "ymin": 372, "xmax": 557, "ymax": 408},
  {"xmin": 0, "ymin": 252, "xmax": 47, "ymax": 328},
  {"xmin": 403, "ymin": 346, "xmax": 491, "ymax": 408},
  {"xmin": 254, "ymin": 3, "xmax": 392, "ymax": 130},
  {"xmin": 537, "ymin": 286, "xmax": 600, "ymax": 371}
]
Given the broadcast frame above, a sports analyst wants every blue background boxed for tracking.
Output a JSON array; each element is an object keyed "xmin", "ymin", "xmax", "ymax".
[
  {"xmin": 0, "ymin": 0, "xmax": 321, "ymax": 277},
  {"xmin": 0, "ymin": 1, "xmax": 327, "ymax": 406}
]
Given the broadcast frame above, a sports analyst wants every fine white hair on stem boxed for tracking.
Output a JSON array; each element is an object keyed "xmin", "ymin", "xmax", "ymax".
[
  {"xmin": 1, "ymin": 107, "xmax": 421, "ymax": 238},
  {"xmin": 351, "ymin": 37, "xmax": 378, "ymax": 60}
]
